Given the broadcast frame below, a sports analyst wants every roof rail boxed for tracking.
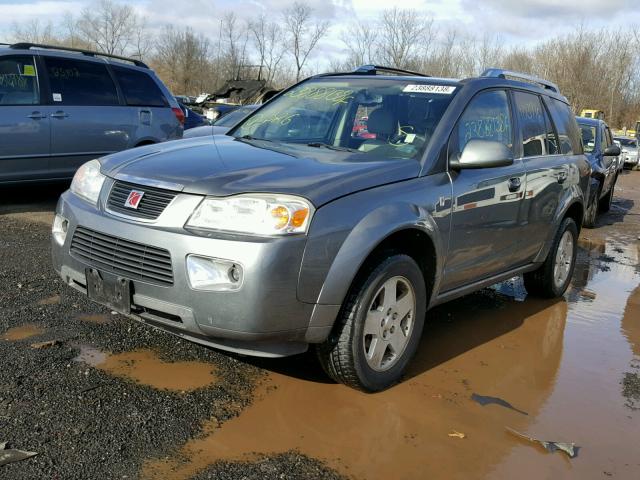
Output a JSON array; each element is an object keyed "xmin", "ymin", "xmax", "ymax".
[
  {"xmin": 9, "ymin": 42, "xmax": 148, "ymax": 68},
  {"xmin": 353, "ymin": 65, "xmax": 430, "ymax": 78},
  {"xmin": 481, "ymin": 68, "xmax": 559, "ymax": 93}
]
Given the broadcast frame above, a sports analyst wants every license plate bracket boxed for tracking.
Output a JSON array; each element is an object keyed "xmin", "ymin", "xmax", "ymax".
[{"xmin": 85, "ymin": 268, "xmax": 131, "ymax": 314}]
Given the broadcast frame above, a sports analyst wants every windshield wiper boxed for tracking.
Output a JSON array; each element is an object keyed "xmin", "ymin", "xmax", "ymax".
[
  {"xmin": 239, "ymin": 134, "xmax": 272, "ymax": 143},
  {"xmin": 306, "ymin": 142, "xmax": 360, "ymax": 153}
]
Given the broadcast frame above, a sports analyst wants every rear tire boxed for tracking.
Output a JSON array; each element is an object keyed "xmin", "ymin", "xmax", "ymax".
[
  {"xmin": 583, "ymin": 191, "xmax": 598, "ymax": 228},
  {"xmin": 524, "ymin": 217, "xmax": 577, "ymax": 298},
  {"xmin": 316, "ymin": 254, "xmax": 427, "ymax": 392}
]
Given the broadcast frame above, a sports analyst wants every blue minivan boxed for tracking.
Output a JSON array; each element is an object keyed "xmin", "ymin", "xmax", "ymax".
[{"xmin": 0, "ymin": 43, "xmax": 183, "ymax": 183}]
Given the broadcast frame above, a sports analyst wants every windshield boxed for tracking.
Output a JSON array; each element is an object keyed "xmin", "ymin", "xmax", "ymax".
[
  {"xmin": 579, "ymin": 124, "xmax": 597, "ymax": 153},
  {"xmin": 615, "ymin": 138, "xmax": 637, "ymax": 148},
  {"xmin": 215, "ymin": 106, "xmax": 257, "ymax": 127},
  {"xmin": 232, "ymin": 78, "xmax": 457, "ymax": 160}
]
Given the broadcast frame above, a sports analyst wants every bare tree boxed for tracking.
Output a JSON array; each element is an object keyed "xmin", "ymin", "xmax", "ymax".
[
  {"xmin": 377, "ymin": 8, "xmax": 434, "ymax": 70},
  {"xmin": 219, "ymin": 12, "xmax": 250, "ymax": 81},
  {"xmin": 283, "ymin": 2, "xmax": 329, "ymax": 81},
  {"xmin": 11, "ymin": 19, "xmax": 57, "ymax": 44},
  {"xmin": 248, "ymin": 14, "xmax": 286, "ymax": 83},
  {"xmin": 76, "ymin": 0, "xmax": 144, "ymax": 55},
  {"xmin": 152, "ymin": 27, "xmax": 212, "ymax": 94},
  {"xmin": 340, "ymin": 22, "xmax": 377, "ymax": 67}
]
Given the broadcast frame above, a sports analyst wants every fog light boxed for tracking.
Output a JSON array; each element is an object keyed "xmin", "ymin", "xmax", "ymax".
[
  {"xmin": 186, "ymin": 255, "xmax": 243, "ymax": 291},
  {"xmin": 52, "ymin": 214, "xmax": 69, "ymax": 246}
]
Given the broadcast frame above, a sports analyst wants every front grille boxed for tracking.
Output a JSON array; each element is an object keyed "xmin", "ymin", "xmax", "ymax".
[
  {"xmin": 107, "ymin": 181, "xmax": 177, "ymax": 220},
  {"xmin": 70, "ymin": 226, "xmax": 173, "ymax": 285}
]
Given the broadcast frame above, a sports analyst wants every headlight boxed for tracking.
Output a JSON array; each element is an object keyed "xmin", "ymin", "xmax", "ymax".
[
  {"xmin": 70, "ymin": 159, "xmax": 106, "ymax": 205},
  {"xmin": 186, "ymin": 194, "xmax": 314, "ymax": 235}
]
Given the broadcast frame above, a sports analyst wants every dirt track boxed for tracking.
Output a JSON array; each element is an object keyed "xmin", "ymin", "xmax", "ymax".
[{"xmin": 1, "ymin": 172, "xmax": 639, "ymax": 479}]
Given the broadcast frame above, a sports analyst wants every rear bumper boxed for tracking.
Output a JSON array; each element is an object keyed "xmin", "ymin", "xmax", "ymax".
[{"xmin": 52, "ymin": 190, "xmax": 339, "ymax": 357}]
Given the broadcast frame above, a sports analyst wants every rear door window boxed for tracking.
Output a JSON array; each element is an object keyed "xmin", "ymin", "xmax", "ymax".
[
  {"xmin": 112, "ymin": 66, "xmax": 167, "ymax": 107},
  {"xmin": 513, "ymin": 91, "xmax": 559, "ymax": 157},
  {"xmin": 547, "ymin": 98, "xmax": 582, "ymax": 155},
  {"xmin": 0, "ymin": 56, "xmax": 39, "ymax": 105},
  {"xmin": 44, "ymin": 57, "xmax": 119, "ymax": 106},
  {"xmin": 451, "ymin": 89, "xmax": 513, "ymax": 157}
]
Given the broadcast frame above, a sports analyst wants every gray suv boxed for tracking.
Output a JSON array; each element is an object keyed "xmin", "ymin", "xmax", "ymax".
[
  {"xmin": 51, "ymin": 66, "xmax": 589, "ymax": 391},
  {"xmin": 0, "ymin": 43, "xmax": 183, "ymax": 184}
]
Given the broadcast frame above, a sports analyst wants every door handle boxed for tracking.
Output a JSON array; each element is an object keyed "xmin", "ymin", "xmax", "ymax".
[
  {"xmin": 27, "ymin": 112, "xmax": 47, "ymax": 120},
  {"xmin": 507, "ymin": 177, "xmax": 521, "ymax": 192},
  {"xmin": 51, "ymin": 111, "xmax": 69, "ymax": 119}
]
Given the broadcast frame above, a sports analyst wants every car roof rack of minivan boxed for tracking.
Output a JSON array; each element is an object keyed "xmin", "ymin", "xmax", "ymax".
[
  {"xmin": 9, "ymin": 42, "xmax": 149, "ymax": 68},
  {"xmin": 481, "ymin": 68, "xmax": 559, "ymax": 93},
  {"xmin": 353, "ymin": 65, "xmax": 430, "ymax": 77}
]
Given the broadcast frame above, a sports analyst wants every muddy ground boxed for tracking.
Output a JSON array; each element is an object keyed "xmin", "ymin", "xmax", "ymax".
[{"xmin": 1, "ymin": 172, "xmax": 639, "ymax": 479}]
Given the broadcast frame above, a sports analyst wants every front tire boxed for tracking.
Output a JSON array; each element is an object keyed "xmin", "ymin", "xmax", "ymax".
[
  {"xmin": 316, "ymin": 254, "xmax": 427, "ymax": 392},
  {"xmin": 524, "ymin": 217, "xmax": 578, "ymax": 298}
]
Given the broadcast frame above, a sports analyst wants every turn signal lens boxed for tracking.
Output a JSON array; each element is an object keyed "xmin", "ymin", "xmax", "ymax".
[{"xmin": 291, "ymin": 207, "xmax": 309, "ymax": 228}]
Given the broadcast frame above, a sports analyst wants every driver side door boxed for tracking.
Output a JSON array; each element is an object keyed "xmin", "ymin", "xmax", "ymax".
[{"xmin": 440, "ymin": 89, "xmax": 528, "ymax": 292}]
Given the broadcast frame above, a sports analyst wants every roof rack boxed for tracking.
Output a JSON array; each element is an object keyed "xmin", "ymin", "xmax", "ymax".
[
  {"xmin": 9, "ymin": 42, "xmax": 148, "ymax": 68},
  {"xmin": 353, "ymin": 65, "xmax": 430, "ymax": 78},
  {"xmin": 481, "ymin": 68, "xmax": 559, "ymax": 93}
]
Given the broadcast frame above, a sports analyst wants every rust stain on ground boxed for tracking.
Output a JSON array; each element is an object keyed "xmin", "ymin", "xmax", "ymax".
[
  {"xmin": 76, "ymin": 347, "xmax": 217, "ymax": 392},
  {"xmin": 2, "ymin": 324, "xmax": 45, "ymax": 341},
  {"xmin": 37, "ymin": 294, "xmax": 60, "ymax": 306}
]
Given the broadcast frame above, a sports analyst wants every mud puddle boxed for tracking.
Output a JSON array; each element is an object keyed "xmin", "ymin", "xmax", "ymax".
[
  {"xmin": 141, "ymin": 237, "xmax": 640, "ymax": 480},
  {"xmin": 2, "ymin": 324, "xmax": 45, "ymax": 341},
  {"xmin": 74, "ymin": 346, "xmax": 217, "ymax": 392}
]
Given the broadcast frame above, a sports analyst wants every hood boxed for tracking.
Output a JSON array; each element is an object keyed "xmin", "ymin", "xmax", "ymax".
[
  {"xmin": 182, "ymin": 125, "xmax": 231, "ymax": 139},
  {"xmin": 100, "ymin": 136, "xmax": 420, "ymax": 206}
]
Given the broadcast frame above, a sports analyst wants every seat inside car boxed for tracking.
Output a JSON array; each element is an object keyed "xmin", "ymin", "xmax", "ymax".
[{"xmin": 358, "ymin": 108, "xmax": 398, "ymax": 152}]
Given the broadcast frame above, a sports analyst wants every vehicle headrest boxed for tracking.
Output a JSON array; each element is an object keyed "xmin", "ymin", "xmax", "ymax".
[{"xmin": 367, "ymin": 108, "xmax": 396, "ymax": 135}]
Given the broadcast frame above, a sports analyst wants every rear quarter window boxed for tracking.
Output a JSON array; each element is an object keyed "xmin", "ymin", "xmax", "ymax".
[
  {"xmin": 547, "ymin": 98, "xmax": 583, "ymax": 155},
  {"xmin": 44, "ymin": 57, "xmax": 119, "ymax": 106},
  {"xmin": 0, "ymin": 56, "xmax": 39, "ymax": 105},
  {"xmin": 112, "ymin": 66, "xmax": 168, "ymax": 107}
]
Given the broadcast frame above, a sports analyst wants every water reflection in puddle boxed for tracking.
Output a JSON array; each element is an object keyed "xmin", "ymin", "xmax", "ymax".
[{"xmin": 140, "ymin": 237, "xmax": 640, "ymax": 480}]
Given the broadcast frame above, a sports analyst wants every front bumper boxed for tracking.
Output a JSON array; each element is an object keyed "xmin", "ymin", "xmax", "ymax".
[
  {"xmin": 52, "ymin": 186, "xmax": 339, "ymax": 357},
  {"xmin": 622, "ymin": 154, "xmax": 639, "ymax": 167}
]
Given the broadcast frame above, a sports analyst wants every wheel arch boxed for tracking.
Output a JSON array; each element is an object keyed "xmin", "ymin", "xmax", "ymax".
[
  {"xmin": 313, "ymin": 204, "xmax": 444, "ymax": 310},
  {"xmin": 534, "ymin": 192, "xmax": 584, "ymax": 264}
]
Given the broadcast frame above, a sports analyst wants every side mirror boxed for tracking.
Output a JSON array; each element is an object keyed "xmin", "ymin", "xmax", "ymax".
[
  {"xmin": 603, "ymin": 145, "xmax": 620, "ymax": 157},
  {"xmin": 450, "ymin": 139, "xmax": 514, "ymax": 169}
]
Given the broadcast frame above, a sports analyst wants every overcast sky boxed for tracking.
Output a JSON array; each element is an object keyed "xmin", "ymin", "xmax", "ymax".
[{"xmin": 1, "ymin": 0, "xmax": 638, "ymax": 61}]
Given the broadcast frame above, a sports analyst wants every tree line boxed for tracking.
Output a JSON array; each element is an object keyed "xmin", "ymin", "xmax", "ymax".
[{"xmin": 10, "ymin": 0, "xmax": 640, "ymax": 129}]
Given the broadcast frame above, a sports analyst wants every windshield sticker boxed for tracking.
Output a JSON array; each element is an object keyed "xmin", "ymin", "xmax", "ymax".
[
  {"xmin": 22, "ymin": 65, "xmax": 36, "ymax": 76},
  {"xmin": 53, "ymin": 93, "xmax": 62, "ymax": 102},
  {"xmin": 285, "ymin": 86, "xmax": 354, "ymax": 105},
  {"xmin": 403, "ymin": 84, "xmax": 456, "ymax": 94}
]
